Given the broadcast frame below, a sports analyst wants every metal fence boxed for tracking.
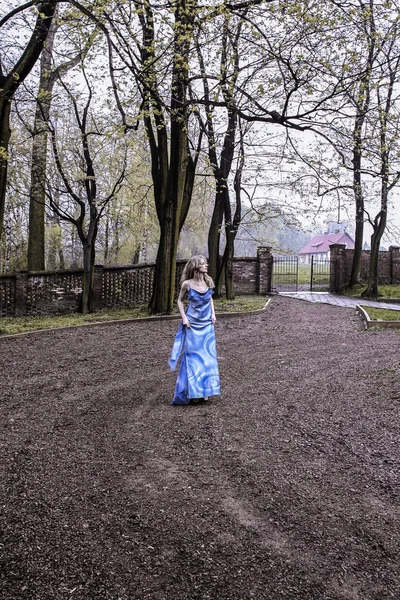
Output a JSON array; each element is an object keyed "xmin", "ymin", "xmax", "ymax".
[
  {"xmin": 310, "ymin": 257, "xmax": 330, "ymax": 291},
  {"xmin": 272, "ymin": 256, "xmax": 298, "ymax": 291}
]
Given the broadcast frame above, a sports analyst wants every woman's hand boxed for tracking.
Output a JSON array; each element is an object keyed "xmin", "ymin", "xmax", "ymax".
[
  {"xmin": 182, "ymin": 317, "xmax": 191, "ymax": 328},
  {"xmin": 212, "ymin": 314, "xmax": 216, "ymax": 325}
]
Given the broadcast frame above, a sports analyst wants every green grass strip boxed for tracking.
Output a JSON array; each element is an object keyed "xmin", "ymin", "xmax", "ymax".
[
  {"xmin": 360, "ymin": 305, "xmax": 400, "ymax": 322},
  {"xmin": 0, "ymin": 295, "xmax": 267, "ymax": 336},
  {"xmin": 343, "ymin": 284, "xmax": 400, "ymax": 299}
]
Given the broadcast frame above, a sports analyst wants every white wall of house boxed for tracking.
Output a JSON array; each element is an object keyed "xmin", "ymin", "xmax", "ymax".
[{"xmin": 299, "ymin": 252, "xmax": 329, "ymax": 264}]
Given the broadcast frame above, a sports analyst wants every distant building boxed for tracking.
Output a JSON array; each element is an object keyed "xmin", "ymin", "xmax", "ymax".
[
  {"xmin": 298, "ymin": 231, "xmax": 355, "ymax": 264},
  {"xmin": 363, "ymin": 241, "xmax": 387, "ymax": 251}
]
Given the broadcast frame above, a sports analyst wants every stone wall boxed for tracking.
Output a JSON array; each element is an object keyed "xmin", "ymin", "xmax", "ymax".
[
  {"xmin": 330, "ymin": 244, "xmax": 400, "ymax": 292},
  {"xmin": 0, "ymin": 248, "xmax": 273, "ymax": 317},
  {"xmin": 223, "ymin": 257, "xmax": 258, "ymax": 294},
  {"xmin": 4, "ymin": 244, "xmax": 399, "ymax": 316}
]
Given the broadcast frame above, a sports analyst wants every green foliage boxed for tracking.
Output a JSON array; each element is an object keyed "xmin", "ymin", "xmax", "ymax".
[{"xmin": 4, "ymin": 0, "xmax": 400, "ymax": 288}]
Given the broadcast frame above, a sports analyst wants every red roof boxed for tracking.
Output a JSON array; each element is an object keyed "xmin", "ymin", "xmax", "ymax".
[{"xmin": 298, "ymin": 232, "xmax": 354, "ymax": 255}]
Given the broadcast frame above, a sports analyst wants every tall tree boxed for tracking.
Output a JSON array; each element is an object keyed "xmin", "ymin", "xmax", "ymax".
[
  {"xmin": 47, "ymin": 63, "xmax": 129, "ymax": 313},
  {"xmin": 362, "ymin": 31, "xmax": 400, "ymax": 297},
  {"xmin": 0, "ymin": 0, "xmax": 57, "ymax": 241},
  {"xmin": 27, "ymin": 8, "xmax": 95, "ymax": 271},
  {"xmin": 83, "ymin": 0, "xmax": 284, "ymax": 312},
  {"xmin": 346, "ymin": 0, "xmax": 377, "ymax": 286},
  {"xmin": 140, "ymin": 0, "xmax": 200, "ymax": 313},
  {"xmin": 257, "ymin": 0, "xmax": 397, "ymax": 287},
  {"xmin": 196, "ymin": 10, "xmax": 247, "ymax": 296}
]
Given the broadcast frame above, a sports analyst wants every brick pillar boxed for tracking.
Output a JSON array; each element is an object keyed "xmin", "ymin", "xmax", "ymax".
[
  {"xmin": 92, "ymin": 264, "xmax": 104, "ymax": 311},
  {"xmin": 389, "ymin": 246, "xmax": 400, "ymax": 283},
  {"xmin": 329, "ymin": 244, "xmax": 346, "ymax": 293},
  {"xmin": 257, "ymin": 246, "xmax": 273, "ymax": 294},
  {"xmin": 14, "ymin": 271, "xmax": 28, "ymax": 316}
]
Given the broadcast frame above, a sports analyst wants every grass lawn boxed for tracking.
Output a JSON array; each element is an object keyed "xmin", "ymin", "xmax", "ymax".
[
  {"xmin": 298, "ymin": 264, "xmax": 311, "ymax": 284},
  {"xmin": 343, "ymin": 284, "xmax": 400, "ymax": 299},
  {"xmin": 0, "ymin": 295, "xmax": 267, "ymax": 336},
  {"xmin": 360, "ymin": 305, "xmax": 400, "ymax": 322}
]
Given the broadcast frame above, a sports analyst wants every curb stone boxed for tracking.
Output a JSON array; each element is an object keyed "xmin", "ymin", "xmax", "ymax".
[{"xmin": 356, "ymin": 304, "xmax": 400, "ymax": 330}]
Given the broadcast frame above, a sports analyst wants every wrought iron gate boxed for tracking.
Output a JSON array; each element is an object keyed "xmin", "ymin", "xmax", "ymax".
[
  {"xmin": 310, "ymin": 256, "xmax": 330, "ymax": 291},
  {"xmin": 272, "ymin": 256, "xmax": 298, "ymax": 291}
]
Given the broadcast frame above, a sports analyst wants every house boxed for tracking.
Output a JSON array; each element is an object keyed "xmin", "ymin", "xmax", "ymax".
[{"xmin": 298, "ymin": 231, "xmax": 355, "ymax": 264}]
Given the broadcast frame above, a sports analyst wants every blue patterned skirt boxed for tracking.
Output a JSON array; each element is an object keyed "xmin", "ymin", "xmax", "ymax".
[{"xmin": 169, "ymin": 320, "xmax": 221, "ymax": 405}]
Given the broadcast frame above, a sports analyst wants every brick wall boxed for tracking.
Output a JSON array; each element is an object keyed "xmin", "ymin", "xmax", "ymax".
[
  {"xmin": 224, "ymin": 257, "xmax": 259, "ymax": 294},
  {"xmin": 330, "ymin": 244, "xmax": 400, "ymax": 292},
  {"xmin": 0, "ymin": 248, "xmax": 273, "ymax": 317}
]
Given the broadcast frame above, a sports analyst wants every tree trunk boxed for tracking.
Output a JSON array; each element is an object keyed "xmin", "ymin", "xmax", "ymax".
[
  {"xmin": 224, "ymin": 151, "xmax": 243, "ymax": 299},
  {"xmin": 362, "ymin": 53, "xmax": 394, "ymax": 298},
  {"xmin": 348, "ymin": 108, "xmax": 364, "ymax": 287},
  {"xmin": 58, "ymin": 242, "xmax": 65, "ymax": 270},
  {"xmin": 104, "ymin": 210, "xmax": 109, "ymax": 263},
  {"xmin": 0, "ymin": 1, "xmax": 57, "ymax": 242},
  {"xmin": 149, "ymin": 124, "xmax": 187, "ymax": 313},
  {"xmin": 220, "ymin": 195, "xmax": 239, "ymax": 300},
  {"xmin": 81, "ymin": 239, "xmax": 96, "ymax": 314},
  {"xmin": 362, "ymin": 126, "xmax": 389, "ymax": 298},
  {"xmin": 349, "ymin": 161, "xmax": 364, "ymax": 287},
  {"xmin": 150, "ymin": 220, "xmax": 177, "ymax": 313},
  {"xmin": 362, "ymin": 211, "xmax": 386, "ymax": 298},
  {"xmin": 207, "ymin": 187, "xmax": 224, "ymax": 293},
  {"xmin": 0, "ymin": 98, "xmax": 11, "ymax": 241},
  {"xmin": 147, "ymin": 0, "xmax": 197, "ymax": 314},
  {"xmin": 70, "ymin": 227, "xmax": 80, "ymax": 269},
  {"xmin": 133, "ymin": 246, "xmax": 140, "ymax": 264},
  {"xmin": 348, "ymin": 6, "xmax": 375, "ymax": 287},
  {"xmin": 28, "ymin": 18, "xmax": 58, "ymax": 271}
]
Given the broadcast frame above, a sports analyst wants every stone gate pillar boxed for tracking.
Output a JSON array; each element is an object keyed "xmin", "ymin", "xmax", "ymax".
[
  {"xmin": 329, "ymin": 244, "xmax": 346, "ymax": 293},
  {"xmin": 257, "ymin": 246, "xmax": 273, "ymax": 294}
]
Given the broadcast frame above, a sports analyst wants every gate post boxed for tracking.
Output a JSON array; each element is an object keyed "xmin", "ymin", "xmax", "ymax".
[
  {"xmin": 330, "ymin": 244, "xmax": 346, "ymax": 292},
  {"xmin": 257, "ymin": 246, "xmax": 273, "ymax": 294}
]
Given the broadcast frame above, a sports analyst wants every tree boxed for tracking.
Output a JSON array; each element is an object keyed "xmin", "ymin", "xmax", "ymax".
[
  {"xmin": 362, "ymin": 31, "xmax": 400, "ymax": 297},
  {"xmin": 27, "ymin": 7, "xmax": 95, "ymax": 271},
  {"xmin": 253, "ymin": 0, "xmax": 399, "ymax": 289},
  {"xmin": 139, "ymin": 0, "xmax": 201, "ymax": 313},
  {"xmin": 85, "ymin": 0, "xmax": 284, "ymax": 312},
  {"xmin": 0, "ymin": 0, "xmax": 57, "ymax": 241},
  {"xmin": 97, "ymin": 136, "xmax": 160, "ymax": 266},
  {"xmin": 194, "ymin": 0, "xmax": 357, "ymax": 294},
  {"xmin": 343, "ymin": 0, "xmax": 378, "ymax": 286},
  {"xmin": 47, "ymin": 62, "xmax": 129, "ymax": 312},
  {"xmin": 195, "ymin": 10, "xmax": 248, "ymax": 297}
]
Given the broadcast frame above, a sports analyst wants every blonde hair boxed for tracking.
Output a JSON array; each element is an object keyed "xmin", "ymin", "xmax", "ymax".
[{"xmin": 181, "ymin": 255, "xmax": 215, "ymax": 289}]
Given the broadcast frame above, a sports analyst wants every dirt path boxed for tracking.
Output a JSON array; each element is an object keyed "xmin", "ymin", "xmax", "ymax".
[{"xmin": 1, "ymin": 296, "xmax": 399, "ymax": 600}]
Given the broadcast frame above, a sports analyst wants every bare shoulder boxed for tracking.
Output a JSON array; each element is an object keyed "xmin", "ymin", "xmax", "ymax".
[{"xmin": 180, "ymin": 280, "xmax": 190, "ymax": 292}]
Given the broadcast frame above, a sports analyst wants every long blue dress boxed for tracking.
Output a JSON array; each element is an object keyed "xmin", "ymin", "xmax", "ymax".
[{"xmin": 168, "ymin": 287, "xmax": 221, "ymax": 405}]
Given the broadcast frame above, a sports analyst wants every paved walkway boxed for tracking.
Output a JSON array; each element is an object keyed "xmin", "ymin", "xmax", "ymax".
[{"xmin": 278, "ymin": 291, "xmax": 400, "ymax": 310}]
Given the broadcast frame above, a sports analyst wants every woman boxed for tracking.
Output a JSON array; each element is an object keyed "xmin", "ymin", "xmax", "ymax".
[{"xmin": 168, "ymin": 255, "xmax": 221, "ymax": 405}]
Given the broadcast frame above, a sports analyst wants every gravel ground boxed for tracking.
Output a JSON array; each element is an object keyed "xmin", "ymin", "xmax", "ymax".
[{"xmin": 1, "ymin": 295, "xmax": 399, "ymax": 600}]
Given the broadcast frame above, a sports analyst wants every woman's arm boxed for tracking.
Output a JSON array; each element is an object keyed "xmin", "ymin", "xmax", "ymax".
[
  {"xmin": 178, "ymin": 281, "xmax": 190, "ymax": 327},
  {"xmin": 210, "ymin": 296, "xmax": 216, "ymax": 324}
]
